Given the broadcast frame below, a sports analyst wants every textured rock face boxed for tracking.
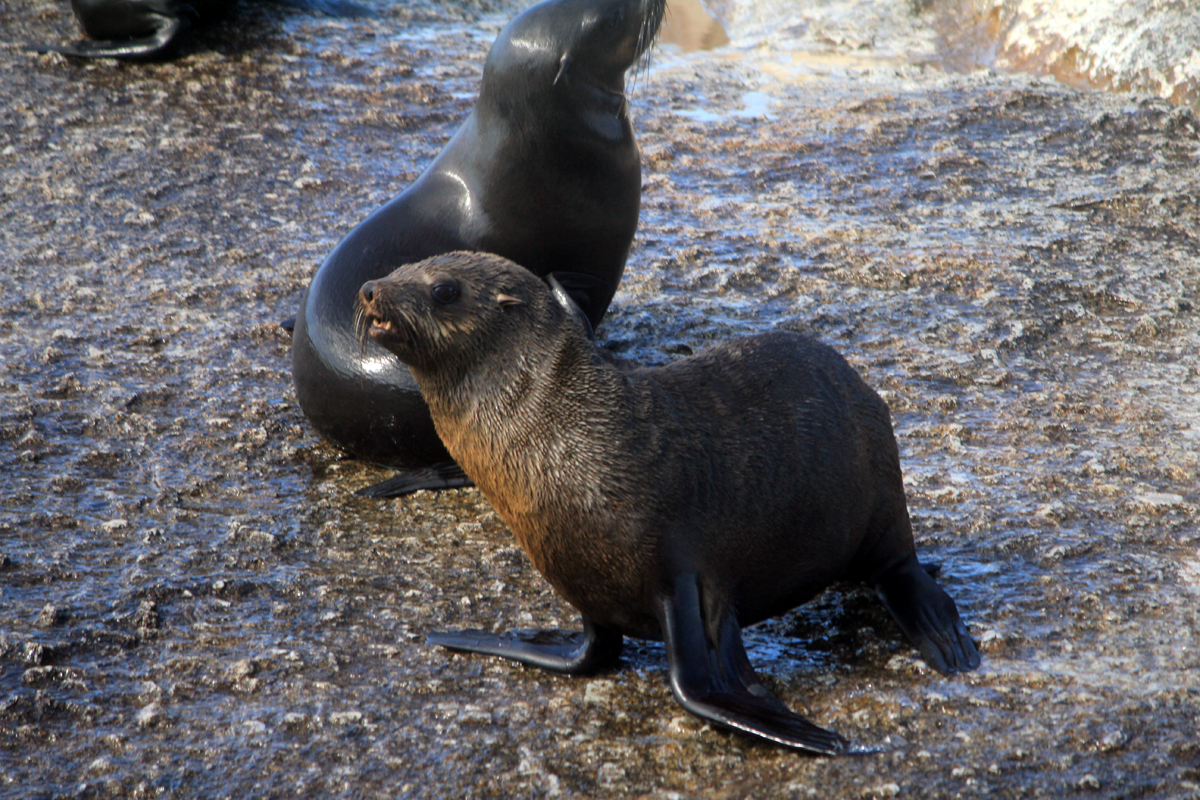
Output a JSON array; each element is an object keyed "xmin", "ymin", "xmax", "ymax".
[
  {"xmin": 2, "ymin": 0, "xmax": 1199, "ymax": 797},
  {"xmin": 703, "ymin": 0, "xmax": 1200, "ymax": 111},
  {"xmin": 965, "ymin": 0, "xmax": 1200, "ymax": 109}
]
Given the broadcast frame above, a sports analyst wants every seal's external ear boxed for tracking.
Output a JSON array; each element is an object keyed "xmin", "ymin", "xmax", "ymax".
[
  {"xmin": 554, "ymin": 55, "xmax": 571, "ymax": 86},
  {"xmin": 497, "ymin": 293, "xmax": 526, "ymax": 308}
]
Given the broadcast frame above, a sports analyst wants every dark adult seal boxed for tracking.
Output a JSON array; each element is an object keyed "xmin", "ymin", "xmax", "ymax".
[
  {"xmin": 358, "ymin": 252, "xmax": 982, "ymax": 754},
  {"xmin": 291, "ymin": 0, "xmax": 664, "ymax": 498},
  {"xmin": 33, "ymin": 0, "xmax": 368, "ymax": 61}
]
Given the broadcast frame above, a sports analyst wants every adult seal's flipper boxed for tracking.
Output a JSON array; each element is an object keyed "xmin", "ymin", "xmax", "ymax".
[
  {"xmin": 547, "ymin": 273, "xmax": 595, "ymax": 341},
  {"xmin": 32, "ymin": 15, "xmax": 186, "ymax": 60},
  {"xmin": 32, "ymin": 0, "xmax": 368, "ymax": 61},
  {"xmin": 354, "ymin": 462, "xmax": 473, "ymax": 498},
  {"xmin": 547, "ymin": 272, "xmax": 612, "ymax": 332},
  {"xmin": 873, "ymin": 555, "xmax": 981, "ymax": 675},
  {"xmin": 658, "ymin": 573, "xmax": 848, "ymax": 755},
  {"xmin": 427, "ymin": 617, "xmax": 623, "ymax": 675}
]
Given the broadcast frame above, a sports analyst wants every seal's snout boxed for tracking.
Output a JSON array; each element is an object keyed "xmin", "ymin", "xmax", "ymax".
[{"xmin": 357, "ymin": 280, "xmax": 398, "ymax": 340}]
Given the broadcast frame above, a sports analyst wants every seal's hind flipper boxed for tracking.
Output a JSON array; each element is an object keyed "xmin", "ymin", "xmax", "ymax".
[
  {"xmin": 658, "ymin": 573, "xmax": 848, "ymax": 755},
  {"xmin": 428, "ymin": 617, "xmax": 622, "ymax": 676},
  {"xmin": 33, "ymin": 16, "xmax": 186, "ymax": 60},
  {"xmin": 355, "ymin": 463, "xmax": 473, "ymax": 498},
  {"xmin": 874, "ymin": 555, "xmax": 981, "ymax": 675}
]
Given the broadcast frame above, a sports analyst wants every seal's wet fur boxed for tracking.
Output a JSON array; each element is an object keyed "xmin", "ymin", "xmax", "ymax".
[{"xmin": 360, "ymin": 251, "xmax": 980, "ymax": 753}]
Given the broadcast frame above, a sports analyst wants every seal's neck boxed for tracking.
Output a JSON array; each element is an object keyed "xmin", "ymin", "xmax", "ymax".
[
  {"xmin": 430, "ymin": 323, "xmax": 613, "ymax": 442},
  {"xmin": 417, "ymin": 320, "xmax": 625, "ymax": 522}
]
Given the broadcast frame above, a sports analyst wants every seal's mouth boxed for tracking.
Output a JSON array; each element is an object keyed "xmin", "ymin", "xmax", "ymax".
[
  {"xmin": 355, "ymin": 284, "xmax": 410, "ymax": 355},
  {"xmin": 367, "ymin": 316, "xmax": 396, "ymax": 335},
  {"xmin": 363, "ymin": 310, "xmax": 406, "ymax": 349}
]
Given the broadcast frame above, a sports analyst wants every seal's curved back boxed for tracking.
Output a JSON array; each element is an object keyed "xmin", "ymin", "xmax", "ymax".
[{"xmin": 291, "ymin": 0, "xmax": 665, "ymax": 485}]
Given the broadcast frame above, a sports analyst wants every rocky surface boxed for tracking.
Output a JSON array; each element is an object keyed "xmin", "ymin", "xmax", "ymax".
[
  {"xmin": 960, "ymin": 0, "xmax": 1200, "ymax": 109},
  {"xmin": 2, "ymin": 0, "xmax": 1199, "ymax": 797}
]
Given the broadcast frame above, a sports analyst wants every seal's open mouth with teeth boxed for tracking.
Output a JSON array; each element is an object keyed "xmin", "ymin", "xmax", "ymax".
[
  {"xmin": 364, "ymin": 310, "xmax": 403, "ymax": 347},
  {"xmin": 369, "ymin": 317, "xmax": 396, "ymax": 335},
  {"xmin": 357, "ymin": 280, "xmax": 408, "ymax": 353}
]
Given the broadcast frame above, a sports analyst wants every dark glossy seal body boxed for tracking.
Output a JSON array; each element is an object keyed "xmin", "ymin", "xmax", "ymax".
[
  {"xmin": 359, "ymin": 252, "xmax": 981, "ymax": 754},
  {"xmin": 34, "ymin": 0, "xmax": 233, "ymax": 59},
  {"xmin": 33, "ymin": 0, "xmax": 367, "ymax": 60},
  {"xmin": 291, "ymin": 0, "xmax": 663, "ymax": 497}
]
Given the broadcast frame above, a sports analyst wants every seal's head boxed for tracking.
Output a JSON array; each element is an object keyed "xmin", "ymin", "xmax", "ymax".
[
  {"xmin": 358, "ymin": 252, "xmax": 557, "ymax": 377},
  {"xmin": 483, "ymin": 0, "xmax": 666, "ymax": 131}
]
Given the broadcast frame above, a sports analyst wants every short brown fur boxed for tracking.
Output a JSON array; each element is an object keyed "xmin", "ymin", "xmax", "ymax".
[{"xmin": 359, "ymin": 250, "xmax": 979, "ymax": 753}]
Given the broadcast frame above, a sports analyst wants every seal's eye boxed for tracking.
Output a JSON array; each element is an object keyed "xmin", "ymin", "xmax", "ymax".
[{"xmin": 431, "ymin": 281, "xmax": 460, "ymax": 305}]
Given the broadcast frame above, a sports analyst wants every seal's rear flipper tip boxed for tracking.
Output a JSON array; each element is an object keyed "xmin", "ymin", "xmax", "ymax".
[
  {"xmin": 31, "ymin": 16, "xmax": 187, "ymax": 61},
  {"xmin": 547, "ymin": 273, "xmax": 596, "ymax": 341},
  {"xmin": 875, "ymin": 556, "xmax": 981, "ymax": 676}
]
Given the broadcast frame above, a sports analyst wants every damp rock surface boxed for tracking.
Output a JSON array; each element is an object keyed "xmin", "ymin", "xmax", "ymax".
[
  {"xmin": 958, "ymin": 0, "xmax": 1200, "ymax": 109},
  {"xmin": 2, "ymin": 0, "xmax": 1200, "ymax": 798}
]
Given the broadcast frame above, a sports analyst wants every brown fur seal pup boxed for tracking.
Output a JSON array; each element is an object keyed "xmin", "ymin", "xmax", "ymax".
[
  {"xmin": 291, "ymin": 0, "xmax": 665, "ymax": 499},
  {"xmin": 358, "ymin": 252, "xmax": 981, "ymax": 754}
]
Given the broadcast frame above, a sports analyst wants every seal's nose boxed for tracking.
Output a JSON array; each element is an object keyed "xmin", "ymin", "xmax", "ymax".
[{"xmin": 360, "ymin": 281, "xmax": 376, "ymax": 304}]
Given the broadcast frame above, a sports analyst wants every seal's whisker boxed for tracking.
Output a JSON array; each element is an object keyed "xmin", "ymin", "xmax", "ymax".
[
  {"xmin": 354, "ymin": 304, "xmax": 370, "ymax": 357},
  {"xmin": 631, "ymin": 0, "xmax": 664, "ymax": 93},
  {"xmin": 632, "ymin": 47, "xmax": 654, "ymax": 92}
]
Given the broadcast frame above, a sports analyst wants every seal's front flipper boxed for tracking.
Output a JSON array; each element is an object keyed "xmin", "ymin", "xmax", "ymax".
[
  {"xmin": 428, "ymin": 617, "xmax": 622, "ymax": 676},
  {"xmin": 874, "ymin": 555, "xmax": 981, "ymax": 675},
  {"xmin": 546, "ymin": 272, "xmax": 612, "ymax": 331},
  {"xmin": 547, "ymin": 274, "xmax": 595, "ymax": 341},
  {"xmin": 32, "ymin": 16, "xmax": 186, "ymax": 60},
  {"xmin": 355, "ymin": 463, "xmax": 473, "ymax": 498},
  {"xmin": 658, "ymin": 573, "xmax": 848, "ymax": 755}
]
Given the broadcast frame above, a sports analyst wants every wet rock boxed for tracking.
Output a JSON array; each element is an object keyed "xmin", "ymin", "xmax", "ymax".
[
  {"xmin": 34, "ymin": 604, "xmax": 66, "ymax": 628},
  {"xmin": 21, "ymin": 642, "xmax": 53, "ymax": 667},
  {"xmin": 583, "ymin": 680, "xmax": 618, "ymax": 707},
  {"xmin": 3, "ymin": 0, "xmax": 1200, "ymax": 797},
  {"xmin": 131, "ymin": 600, "xmax": 160, "ymax": 632},
  {"xmin": 1097, "ymin": 729, "xmax": 1127, "ymax": 752},
  {"xmin": 959, "ymin": 0, "xmax": 1200, "ymax": 109},
  {"xmin": 136, "ymin": 703, "xmax": 163, "ymax": 730}
]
